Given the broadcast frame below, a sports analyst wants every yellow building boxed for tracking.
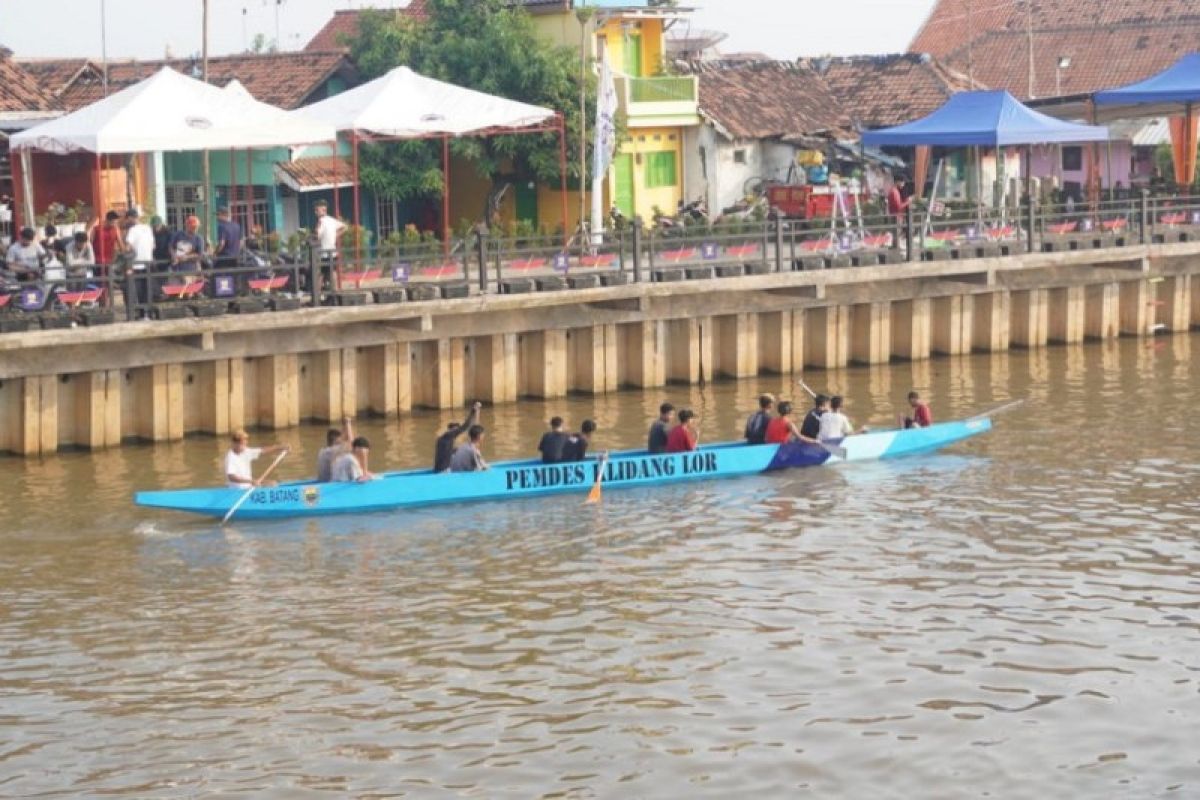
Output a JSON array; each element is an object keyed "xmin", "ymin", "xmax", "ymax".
[{"xmin": 524, "ymin": 0, "xmax": 701, "ymax": 229}]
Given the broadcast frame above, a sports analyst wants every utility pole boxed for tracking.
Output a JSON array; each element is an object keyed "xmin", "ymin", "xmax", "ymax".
[
  {"xmin": 1026, "ymin": 0, "xmax": 1035, "ymax": 99},
  {"xmin": 966, "ymin": 0, "xmax": 974, "ymax": 85},
  {"xmin": 100, "ymin": 0, "xmax": 109, "ymax": 96},
  {"xmin": 202, "ymin": 0, "xmax": 212, "ymax": 242},
  {"xmin": 576, "ymin": 9, "xmax": 594, "ymax": 235}
]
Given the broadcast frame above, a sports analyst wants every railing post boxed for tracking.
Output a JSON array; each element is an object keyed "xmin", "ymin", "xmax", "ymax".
[
  {"xmin": 632, "ymin": 218, "xmax": 643, "ymax": 282},
  {"xmin": 1139, "ymin": 189, "xmax": 1150, "ymax": 245},
  {"xmin": 773, "ymin": 212, "xmax": 785, "ymax": 272},
  {"xmin": 1025, "ymin": 194, "xmax": 1036, "ymax": 253},
  {"xmin": 307, "ymin": 243, "xmax": 319, "ymax": 307},
  {"xmin": 124, "ymin": 266, "xmax": 137, "ymax": 321},
  {"xmin": 904, "ymin": 204, "xmax": 915, "ymax": 262},
  {"xmin": 475, "ymin": 230, "xmax": 488, "ymax": 293}
]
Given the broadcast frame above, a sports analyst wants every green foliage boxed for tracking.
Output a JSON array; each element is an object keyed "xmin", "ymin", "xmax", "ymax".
[{"xmin": 349, "ymin": 0, "xmax": 596, "ymax": 206}]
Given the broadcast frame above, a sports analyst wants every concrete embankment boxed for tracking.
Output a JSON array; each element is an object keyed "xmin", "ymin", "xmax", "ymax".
[{"xmin": 1, "ymin": 243, "xmax": 1197, "ymax": 456}]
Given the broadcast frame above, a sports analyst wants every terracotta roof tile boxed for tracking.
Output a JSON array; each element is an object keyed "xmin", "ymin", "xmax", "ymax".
[
  {"xmin": 17, "ymin": 58, "xmax": 99, "ymax": 99},
  {"xmin": 52, "ymin": 51, "xmax": 355, "ymax": 111},
  {"xmin": 815, "ymin": 53, "xmax": 980, "ymax": 129},
  {"xmin": 684, "ymin": 61, "xmax": 852, "ymax": 140},
  {"xmin": 305, "ymin": 2, "xmax": 429, "ymax": 51},
  {"xmin": 276, "ymin": 156, "xmax": 355, "ymax": 191},
  {"xmin": 0, "ymin": 54, "xmax": 57, "ymax": 113},
  {"xmin": 910, "ymin": 0, "xmax": 1200, "ymax": 98}
]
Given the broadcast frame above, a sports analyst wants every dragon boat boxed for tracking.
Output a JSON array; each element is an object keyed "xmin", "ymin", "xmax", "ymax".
[{"xmin": 134, "ymin": 415, "xmax": 994, "ymax": 521}]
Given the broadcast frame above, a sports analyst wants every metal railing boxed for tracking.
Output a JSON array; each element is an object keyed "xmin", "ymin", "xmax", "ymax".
[
  {"xmin": 4, "ymin": 190, "xmax": 1200, "ymax": 336},
  {"xmin": 628, "ymin": 75, "xmax": 698, "ymax": 104}
]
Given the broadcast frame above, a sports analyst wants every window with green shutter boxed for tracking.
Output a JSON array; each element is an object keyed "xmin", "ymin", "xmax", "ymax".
[{"xmin": 644, "ymin": 151, "xmax": 676, "ymax": 188}]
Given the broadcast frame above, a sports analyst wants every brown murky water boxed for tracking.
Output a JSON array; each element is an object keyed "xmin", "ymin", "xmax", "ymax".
[{"xmin": 2, "ymin": 335, "xmax": 1199, "ymax": 798}]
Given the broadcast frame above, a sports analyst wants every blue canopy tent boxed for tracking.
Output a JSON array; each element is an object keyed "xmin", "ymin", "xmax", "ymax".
[
  {"xmin": 861, "ymin": 90, "xmax": 1109, "ymax": 148},
  {"xmin": 1094, "ymin": 54, "xmax": 1200, "ymax": 186}
]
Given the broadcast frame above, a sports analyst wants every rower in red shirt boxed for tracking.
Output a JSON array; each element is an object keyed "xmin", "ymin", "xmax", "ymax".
[
  {"xmin": 665, "ymin": 408, "xmax": 699, "ymax": 452},
  {"xmin": 901, "ymin": 390, "xmax": 933, "ymax": 429},
  {"xmin": 765, "ymin": 400, "xmax": 821, "ymax": 444}
]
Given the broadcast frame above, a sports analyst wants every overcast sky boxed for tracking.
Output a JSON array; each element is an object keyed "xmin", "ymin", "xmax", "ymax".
[{"xmin": 1, "ymin": 0, "xmax": 938, "ymax": 62}]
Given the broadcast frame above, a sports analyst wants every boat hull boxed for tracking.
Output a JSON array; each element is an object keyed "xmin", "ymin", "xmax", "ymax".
[{"xmin": 135, "ymin": 417, "xmax": 991, "ymax": 520}]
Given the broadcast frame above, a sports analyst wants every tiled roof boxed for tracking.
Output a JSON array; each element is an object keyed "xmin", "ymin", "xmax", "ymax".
[
  {"xmin": 50, "ymin": 51, "xmax": 355, "ymax": 111},
  {"xmin": 909, "ymin": 0, "xmax": 1200, "ymax": 99},
  {"xmin": 684, "ymin": 61, "xmax": 852, "ymax": 140},
  {"xmin": 305, "ymin": 1, "xmax": 429, "ymax": 51},
  {"xmin": 275, "ymin": 156, "xmax": 356, "ymax": 192},
  {"xmin": 815, "ymin": 53, "xmax": 980, "ymax": 130},
  {"xmin": 0, "ymin": 54, "xmax": 56, "ymax": 113},
  {"xmin": 18, "ymin": 58, "xmax": 99, "ymax": 98}
]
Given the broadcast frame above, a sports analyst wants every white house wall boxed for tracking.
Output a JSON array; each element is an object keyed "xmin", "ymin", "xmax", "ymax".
[{"xmin": 684, "ymin": 123, "xmax": 801, "ymax": 215}]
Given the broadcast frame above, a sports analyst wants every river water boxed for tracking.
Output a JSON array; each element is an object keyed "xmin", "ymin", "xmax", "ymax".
[{"xmin": 1, "ymin": 336, "xmax": 1198, "ymax": 798}]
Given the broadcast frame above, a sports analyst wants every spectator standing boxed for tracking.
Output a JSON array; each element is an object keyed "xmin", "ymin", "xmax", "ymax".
[
  {"xmin": 125, "ymin": 209, "xmax": 156, "ymax": 310},
  {"xmin": 214, "ymin": 206, "xmax": 243, "ymax": 268},
  {"xmin": 62, "ymin": 231, "xmax": 95, "ymax": 287},
  {"xmin": 887, "ymin": 176, "xmax": 912, "ymax": 221},
  {"xmin": 168, "ymin": 215, "xmax": 206, "ymax": 273},
  {"xmin": 150, "ymin": 216, "xmax": 171, "ymax": 263},
  {"xmin": 90, "ymin": 210, "xmax": 124, "ymax": 275},
  {"xmin": 313, "ymin": 200, "xmax": 345, "ymax": 289}
]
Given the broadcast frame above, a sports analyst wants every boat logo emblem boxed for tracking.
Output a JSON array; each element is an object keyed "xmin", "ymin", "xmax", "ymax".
[
  {"xmin": 303, "ymin": 487, "xmax": 320, "ymax": 507},
  {"xmin": 185, "ymin": 116, "xmax": 213, "ymax": 129}
]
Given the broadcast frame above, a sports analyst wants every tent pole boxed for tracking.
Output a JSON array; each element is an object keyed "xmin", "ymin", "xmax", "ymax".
[
  {"xmin": 245, "ymin": 149, "xmax": 253, "ymax": 238},
  {"xmin": 18, "ymin": 149, "xmax": 35, "ymax": 230},
  {"xmin": 558, "ymin": 114, "xmax": 570, "ymax": 248},
  {"xmin": 352, "ymin": 130, "xmax": 361, "ymax": 266},
  {"xmin": 442, "ymin": 134, "xmax": 451, "ymax": 260},
  {"xmin": 228, "ymin": 148, "xmax": 235, "ymax": 228},
  {"xmin": 332, "ymin": 138, "xmax": 341, "ymax": 221}
]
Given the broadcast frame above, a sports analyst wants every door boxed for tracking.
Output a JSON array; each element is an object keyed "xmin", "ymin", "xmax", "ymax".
[
  {"xmin": 515, "ymin": 181, "xmax": 538, "ymax": 225},
  {"xmin": 613, "ymin": 154, "xmax": 635, "ymax": 218},
  {"xmin": 623, "ymin": 34, "xmax": 642, "ymax": 77}
]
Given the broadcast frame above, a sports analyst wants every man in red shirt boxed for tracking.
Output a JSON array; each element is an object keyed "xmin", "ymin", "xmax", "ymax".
[
  {"xmin": 665, "ymin": 409, "xmax": 699, "ymax": 453},
  {"xmin": 887, "ymin": 176, "xmax": 912, "ymax": 220},
  {"xmin": 90, "ymin": 210, "xmax": 124, "ymax": 275},
  {"xmin": 901, "ymin": 391, "xmax": 933, "ymax": 429}
]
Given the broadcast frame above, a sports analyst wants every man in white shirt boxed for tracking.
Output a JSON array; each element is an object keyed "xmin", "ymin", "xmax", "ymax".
[
  {"xmin": 313, "ymin": 200, "xmax": 345, "ymax": 292},
  {"xmin": 124, "ymin": 209, "xmax": 156, "ymax": 309},
  {"xmin": 224, "ymin": 429, "xmax": 289, "ymax": 488},
  {"xmin": 332, "ymin": 436, "xmax": 374, "ymax": 483},
  {"xmin": 818, "ymin": 395, "xmax": 858, "ymax": 442}
]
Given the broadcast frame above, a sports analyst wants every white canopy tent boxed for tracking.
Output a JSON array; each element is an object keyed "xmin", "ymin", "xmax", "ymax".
[
  {"xmin": 295, "ymin": 66, "xmax": 567, "ymax": 255},
  {"xmin": 298, "ymin": 66, "xmax": 556, "ymax": 137},
  {"xmin": 10, "ymin": 67, "xmax": 334, "ymax": 154},
  {"xmin": 9, "ymin": 67, "xmax": 335, "ymax": 229}
]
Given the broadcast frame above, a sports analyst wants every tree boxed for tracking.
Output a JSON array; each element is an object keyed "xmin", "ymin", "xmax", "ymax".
[{"xmin": 348, "ymin": 0, "xmax": 597, "ymax": 222}]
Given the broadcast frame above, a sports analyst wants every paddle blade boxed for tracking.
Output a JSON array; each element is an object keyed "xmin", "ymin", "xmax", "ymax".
[
  {"xmin": 583, "ymin": 453, "xmax": 609, "ymax": 505},
  {"xmin": 823, "ymin": 443, "xmax": 848, "ymax": 460}
]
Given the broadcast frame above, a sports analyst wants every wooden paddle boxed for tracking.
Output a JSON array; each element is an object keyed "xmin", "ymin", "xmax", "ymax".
[
  {"xmin": 222, "ymin": 449, "xmax": 289, "ymax": 525},
  {"xmin": 968, "ymin": 398, "xmax": 1026, "ymax": 421},
  {"xmin": 584, "ymin": 451, "xmax": 610, "ymax": 505}
]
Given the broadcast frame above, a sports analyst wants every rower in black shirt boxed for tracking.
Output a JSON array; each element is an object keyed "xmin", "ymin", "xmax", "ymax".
[
  {"xmin": 647, "ymin": 403, "xmax": 674, "ymax": 453},
  {"xmin": 537, "ymin": 416, "xmax": 570, "ymax": 464},
  {"xmin": 743, "ymin": 393, "xmax": 775, "ymax": 444},
  {"xmin": 562, "ymin": 419, "xmax": 596, "ymax": 462},
  {"xmin": 433, "ymin": 401, "xmax": 482, "ymax": 472},
  {"xmin": 799, "ymin": 394, "xmax": 829, "ymax": 441}
]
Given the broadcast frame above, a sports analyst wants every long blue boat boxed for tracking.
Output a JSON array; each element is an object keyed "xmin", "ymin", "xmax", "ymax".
[{"xmin": 134, "ymin": 416, "xmax": 993, "ymax": 521}]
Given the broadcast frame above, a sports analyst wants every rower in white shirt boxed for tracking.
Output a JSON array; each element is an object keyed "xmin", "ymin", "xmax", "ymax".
[
  {"xmin": 224, "ymin": 429, "xmax": 289, "ymax": 488},
  {"xmin": 818, "ymin": 395, "xmax": 860, "ymax": 442}
]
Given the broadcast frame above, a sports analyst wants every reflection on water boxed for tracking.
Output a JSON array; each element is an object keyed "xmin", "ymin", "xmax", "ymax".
[{"xmin": 2, "ymin": 335, "xmax": 1199, "ymax": 797}]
